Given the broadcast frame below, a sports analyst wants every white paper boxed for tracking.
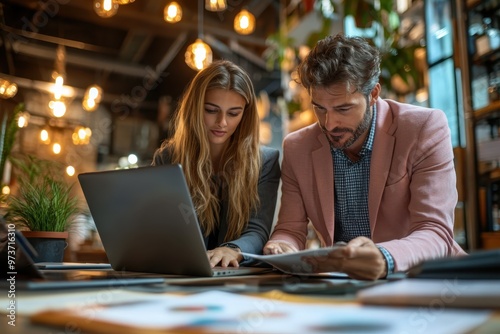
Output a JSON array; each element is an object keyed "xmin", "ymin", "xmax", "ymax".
[
  {"xmin": 241, "ymin": 246, "xmax": 346, "ymax": 275},
  {"xmin": 52, "ymin": 290, "xmax": 491, "ymax": 334}
]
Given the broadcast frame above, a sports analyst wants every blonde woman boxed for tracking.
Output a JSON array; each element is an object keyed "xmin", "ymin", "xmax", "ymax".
[{"xmin": 153, "ymin": 60, "xmax": 280, "ymax": 268}]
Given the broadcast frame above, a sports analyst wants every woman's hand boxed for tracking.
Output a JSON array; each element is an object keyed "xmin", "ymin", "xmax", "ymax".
[
  {"xmin": 263, "ymin": 241, "xmax": 298, "ymax": 255},
  {"xmin": 207, "ymin": 246, "xmax": 242, "ymax": 268}
]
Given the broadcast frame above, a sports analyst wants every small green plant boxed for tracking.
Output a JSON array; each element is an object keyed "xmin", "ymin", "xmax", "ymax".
[
  {"xmin": 5, "ymin": 155, "xmax": 79, "ymax": 232},
  {"xmin": 0, "ymin": 103, "xmax": 23, "ymax": 200}
]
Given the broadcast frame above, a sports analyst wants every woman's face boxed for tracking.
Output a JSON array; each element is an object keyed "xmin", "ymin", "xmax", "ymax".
[{"xmin": 203, "ymin": 88, "xmax": 246, "ymax": 150}]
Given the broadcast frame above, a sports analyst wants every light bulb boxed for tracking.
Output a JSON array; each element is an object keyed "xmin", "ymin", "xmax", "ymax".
[
  {"xmin": 17, "ymin": 112, "xmax": 30, "ymax": 128},
  {"xmin": 52, "ymin": 142, "xmax": 62, "ymax": 155},
  {"xmin": 164, "ymin": 2, "xmax": 182, "ymax": 23},
  {"xmin": 49, "ymin": 100, "xmax": 66, "ymax": 117},
  {"xmin": 40, "ymin": 129, "xmax": 50, "ymax": 143},
  {"xmin": 66, "ymin": 166, "xmax": 75, "ymax": 177},
  {"xmin": 185, "ymin": 39, "xmax": 212, "ymax": 71},
  {"xmin": 234, "ymin": 9, "xmax": 255, "ymax": 35},
  {"xmin": 83, "ymin": 84, "xmax": 102, "ymax": 111},
  {"xmin": 94, "ymin": 0, "xmax": 119, "ymax": 18},
  {"xmin": 205, "ymin": 0, "xmax": 226, "ymax": 11},
  {"xmin": 0, "ymin": 79, "xmax": 17, "ymax": 99}
]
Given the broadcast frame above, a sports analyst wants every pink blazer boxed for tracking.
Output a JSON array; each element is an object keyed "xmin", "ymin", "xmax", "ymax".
[{"xmin": 270, "ymin": 98, "xmax": 467, "ymax": 271}]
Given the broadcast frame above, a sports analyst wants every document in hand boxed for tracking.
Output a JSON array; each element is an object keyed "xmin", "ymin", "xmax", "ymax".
[{"xmin": 241, "ymin": 246, "xmax": 346, "ymax": 275}]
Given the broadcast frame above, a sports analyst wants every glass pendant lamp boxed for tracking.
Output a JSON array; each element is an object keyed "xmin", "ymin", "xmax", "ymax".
[
  {"xmin": 0, "ymin": 78, "xmax": 17, "ymax": 99},
  {"xmin": 94, "ymin": 0, "xmax": 119, "ymax": 18},
  {"xmin": 82, "ymin": 85, "xmax": 103, "ymax": 111},
  {"xmin": 234, "ymin": 9, "xmax": 255, "ymax": 35},
  {"xmin": 164, "ymin": 2, "xmax": 182, "ymax": 23},
  {"xmin": 185, "ymin": 39, "xmax": 212, "ymax": 71},
  {"xmin": 185, "ymin": 0, "xmax": 212, "ymax": 71},
  {"xmin": 205, "ymin": 0, "xmax": 226, "ymax": 12}
]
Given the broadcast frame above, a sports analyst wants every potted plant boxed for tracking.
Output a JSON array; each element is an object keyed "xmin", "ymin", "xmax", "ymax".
[
  {"xmin": 4, "ymin": 155, "xmax": 80, "ymax": 262},
  {"xmin": 0, "ymin": 102, "xmax": 23, "ymax": 203}
]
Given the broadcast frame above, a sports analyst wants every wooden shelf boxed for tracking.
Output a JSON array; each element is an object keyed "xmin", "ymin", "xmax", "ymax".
[
  {"xmin": 473, "ymin": 48, "xmax": 500, "ymax": 65},
  {"xmin": 481, "ymin": 231, "xmax": 500, "ymax": 249},
  {"xmin": 474, "ymin": 100, "xmax": 500, "ymax": 121}
]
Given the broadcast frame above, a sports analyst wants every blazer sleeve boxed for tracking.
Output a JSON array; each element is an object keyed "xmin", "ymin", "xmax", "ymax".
[
  {"xmin": 376, "ymin": 108, "xmax": 466, "ymax": 271},
  {"xmin": 231, "ymin": 146, "xmax": 281, "ymax": 259}
]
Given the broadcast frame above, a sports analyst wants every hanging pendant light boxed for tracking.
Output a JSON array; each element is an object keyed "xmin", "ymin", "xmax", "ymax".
[
  {"xmin": 94, "ymin": 0, "xmax": 119, "ymax": 18},
  {"xmin": 234, "ymin": 9, "xmax": 255, "ymax": 35},
  {"xmin": 82, "ymin": 84, "xmax": 103, "ymax": 111},
  {"xmin": 185, "ymin": 39, "xmax": 213, "ymax": 71},
  {"xmin": 114, "ymin": 0, "xmax": 134, "ymax": 4},
  {"xmin": 0, "ymin": 78, "xmax": 17, "ymax": 99},
  {"xmin": 185, "ymin": 0, "xmax": 212, "ymax": 71},
  {"xmin": 205, "ymin": 0, "xmax": 226, "ymax": 12},
  {"xmin": 164, "ymin": 2, "xmax": 182, "ymax": 23},
  {"xmin": 49, "ymin": 100, "xmax": 67, "ymax": 118}
]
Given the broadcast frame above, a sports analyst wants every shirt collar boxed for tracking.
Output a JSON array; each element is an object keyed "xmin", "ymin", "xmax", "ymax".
[{"xmin": 360, "ymin": 103, "xmax": 377, "ymax": 156}]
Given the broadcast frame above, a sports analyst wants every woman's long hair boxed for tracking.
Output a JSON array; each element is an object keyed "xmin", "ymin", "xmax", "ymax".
[{"xmin": 158, "ymin": 60, "xmax": 261, "ymax": 241}]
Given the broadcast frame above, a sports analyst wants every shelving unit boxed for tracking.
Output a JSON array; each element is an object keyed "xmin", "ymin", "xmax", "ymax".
[{"xmin": 464, "ymin": 0, "xmax": 500, "ymax": 249}]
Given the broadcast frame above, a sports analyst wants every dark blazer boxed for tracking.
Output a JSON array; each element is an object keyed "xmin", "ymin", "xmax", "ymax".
[{"xmin": 152, "ymin": 146, "xmax": 281, "ymax": 257}]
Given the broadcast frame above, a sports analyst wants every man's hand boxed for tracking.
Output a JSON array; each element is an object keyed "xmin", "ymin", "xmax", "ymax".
[
  {"xmin": 305, "ymin": 237, "xmax": 388, "ymax": 280},
  {"xmin": 263, "ymin": 241, "xmax": 298, "ymax": 255},
  {"xmin": 207, "ymin": 246, "xmax": 242, "ymax": 268}
]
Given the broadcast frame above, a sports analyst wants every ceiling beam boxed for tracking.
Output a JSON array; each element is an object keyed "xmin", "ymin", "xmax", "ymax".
[
  {"xmin": 11, "ymin": 0, "xmax": 270, "ymax": 47},
  {"xmin": 11, "ymin": 41, "xmax": 151, "ymax": 77}
]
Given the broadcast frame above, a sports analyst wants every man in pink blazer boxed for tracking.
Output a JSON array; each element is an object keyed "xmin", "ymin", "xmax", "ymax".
[{"xmin": 264, "ymin": 34, "xmax": 466, "ymax": 280}]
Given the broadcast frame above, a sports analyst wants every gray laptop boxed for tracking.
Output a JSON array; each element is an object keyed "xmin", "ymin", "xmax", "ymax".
[{"xmin": 78, "ymin": 164, "xmax": 269, "ymax": 277}]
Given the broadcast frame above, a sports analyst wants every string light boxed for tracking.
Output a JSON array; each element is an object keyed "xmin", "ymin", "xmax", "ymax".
[
  {"xmin": 185, "ymin": 39, "xmax": 213, "ymax": 71},
  {"xmin": 82, "ymin": 85, "xmax": 102, "ymax": 112},
  {"xmin": 66, "ymin": 166, "xmax": 75, "ymax": 177},
  {"xmin": 52, "ymin": 142, "xmax": 62, "ymax": 155},
  {"xmin": 0, "ymin": 78, "xmax": 18, "ymax": 99},
  {"xmin": 72, "ymin": 126, "xmax": 92, "ymax": 145},
  {"xmin": 17, "ymin": 112, "xmax": 30, "ymax": 128},
  {"xmin": 49, "ymin": 100, "xmax": 67, "ymax": 118},
  {"xmin": 40, "ymin": 129, "xmax": 50, "ymax": 144}
]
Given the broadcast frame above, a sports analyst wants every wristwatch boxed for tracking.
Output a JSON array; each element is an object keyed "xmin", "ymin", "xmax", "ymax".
[{"xmin": 221, "ymin": 243, "xmax": 240, "ymax": 252}]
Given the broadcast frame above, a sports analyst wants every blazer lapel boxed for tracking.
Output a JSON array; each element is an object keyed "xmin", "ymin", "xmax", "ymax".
[
  {"xmin": 369, "ymin": 101, "xmax": 395, "ymax": 233},
  {"xmin": 312, "ymin": 130, "xmax": 335, "ymax": 245}
]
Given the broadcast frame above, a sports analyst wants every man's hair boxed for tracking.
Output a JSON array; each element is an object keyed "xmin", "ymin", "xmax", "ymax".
[{"xmin": 297, "ymin": 33, "xmax": 381, "ymax": 95}]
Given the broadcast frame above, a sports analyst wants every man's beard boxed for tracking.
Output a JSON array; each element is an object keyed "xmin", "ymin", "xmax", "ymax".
[{"xmin": 323, "ymin": 104, "xmax": 373, "ymax": 150}]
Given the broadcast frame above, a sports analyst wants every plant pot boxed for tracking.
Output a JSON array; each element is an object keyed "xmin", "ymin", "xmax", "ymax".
[{"xmin": 22, "ymin": 231, "xmax": 69, "ymax": 263}]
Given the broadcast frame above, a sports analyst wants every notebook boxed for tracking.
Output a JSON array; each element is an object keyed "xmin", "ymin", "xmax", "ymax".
[
  {"xmin": 77, "ymin": 164, "xmax": 270, "ymax": 277},
  {"xmin": 0, "ymin": 226, "xmax": 166, "ymax": 290}
]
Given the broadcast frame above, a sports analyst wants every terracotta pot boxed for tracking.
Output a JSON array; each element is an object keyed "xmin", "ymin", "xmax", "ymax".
[{"xmin": 22, "ymin": 231, "xmax": 69, "ymax": 263}]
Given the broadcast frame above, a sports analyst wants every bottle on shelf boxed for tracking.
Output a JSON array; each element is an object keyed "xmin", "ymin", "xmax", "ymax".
[
  {"xmin": 485, "ymin": 16, "xmax": 500, "ymax": 51},
  {"xmin": 476, "ymin": 17, "xmax": 491, "ymax": 56}
]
